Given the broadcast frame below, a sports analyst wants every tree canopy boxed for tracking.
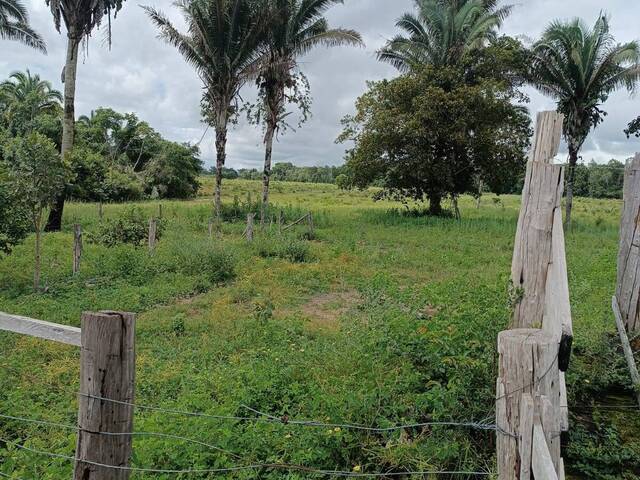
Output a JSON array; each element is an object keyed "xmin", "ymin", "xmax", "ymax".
[{"xmin": 0, "ymin": 0, "xmax": 46, "ymax": 51}]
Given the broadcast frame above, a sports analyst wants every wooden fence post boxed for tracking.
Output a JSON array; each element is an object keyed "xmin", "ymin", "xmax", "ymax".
[
  {"xmin": 246, "ymin": 213, "xmax": 254, "ymax": 242},
  {"xmin": 98, "ymin": 202, "xmax": 104, "ymax": 221},
  {"xmin": 208, "ymin": 218, "xmax": 214, "ymax": 239},
  {"xmin": 74, "ymin": 311, "xmax": 136, "ymax": 480},
  {"xmin": 148, "ymin": 218, "xmax": 157, "ymax": 252},
  {"xmin": 158, "ymin": 203, "xmax": 163, "ymax": 219},
  {"xmin": 616, "ymin": 153, "xmax": 640, "ymax": 333},
  {"xmin": 307, "ymin": 212, "xmax": 314, "ymax": 236},
  {"xmin": 613, "ymin": 296, "xmax": 640, "ymax": 407},
  {"xmin": 278, "ymin": 210, "xmax": 283, "ymax": 234},
  {"xmin": 497, "ymin": 329, "xmax": 563, "ymax": 479},
  {"xmin": 73, "ymin": 224, "xmax": 82, "ymax": 275}
]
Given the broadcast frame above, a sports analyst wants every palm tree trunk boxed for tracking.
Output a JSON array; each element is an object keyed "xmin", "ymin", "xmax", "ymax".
[
  {"xmin": 46, "ymin": 35, "xmax": 80, "ymax": 232},
  {"xmin": 565, "ymin": 144, "xmax": 579, "ymax": 229},
  {"xmin": 261, "ymin": 121, "xmax": 276, "ymax": 227},
  {"xmin": 214, "ymin": 123, "xmax": 228, "ymax": 221}
]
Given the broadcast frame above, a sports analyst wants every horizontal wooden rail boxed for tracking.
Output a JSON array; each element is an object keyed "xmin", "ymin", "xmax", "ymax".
[{"xmin": 0, "ymin": 312, "xmax": 81, "ymax": 346}]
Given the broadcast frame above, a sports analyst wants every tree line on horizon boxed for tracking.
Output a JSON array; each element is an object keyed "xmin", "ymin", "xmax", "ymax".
[{"xmin": 0, "ymin": 0, "xmax": 639, "ymax": 236}]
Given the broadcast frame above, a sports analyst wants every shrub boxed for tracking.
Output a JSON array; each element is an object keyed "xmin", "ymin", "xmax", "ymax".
[
  {"xmin": 163, "ymin": 239, "xmax": 236, "ymax": 284},
  {"xmin": 255, "ymin": 236, "xmax": 312, "ymax": 263},
  {"xmin": 89, "ymin": 207, "xmax": 163, "ymax": 247}
]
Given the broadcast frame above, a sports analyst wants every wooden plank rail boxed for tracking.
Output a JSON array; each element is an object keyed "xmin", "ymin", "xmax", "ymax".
[
  {"xmin": 0, "ymin": 311, "xmax": 81, "ymax": 346},
  {"xmin": 612, "ymin": 296, "xmax": 640, "ymax": 407}
]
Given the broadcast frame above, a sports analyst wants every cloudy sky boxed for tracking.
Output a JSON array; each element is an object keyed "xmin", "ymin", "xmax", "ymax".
[{"xmin": 2, "ymin": 0, "xmax": 639, "ymax": 169}]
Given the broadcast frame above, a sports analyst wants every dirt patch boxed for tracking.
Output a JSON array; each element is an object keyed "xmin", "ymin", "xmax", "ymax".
[{"xmin": 302, "ymin": 289, "xmax": 362, "ymax": 333}]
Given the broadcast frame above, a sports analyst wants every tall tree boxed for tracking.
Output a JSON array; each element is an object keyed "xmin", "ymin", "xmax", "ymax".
[
  {"xmin": 254, "ymin": 0, "xmax": 362, "ymax": 226},
  {"xmin": 44, "ymin": 0, "xmax": 128, "ymax": 231},
  {"xmin": 144, "ymin": 0, "xmax": 266, "ymax": 222},
  {"xmin": 528, "ymin": 14, "xmax": 640, "ymax": 228},
  {"xmin": 0, "ymin": 0, "xmax": 46, "ymax": 51},
  {"xmin": 377, "ymin": 0, "xmax": 512, "ymax": 71}
]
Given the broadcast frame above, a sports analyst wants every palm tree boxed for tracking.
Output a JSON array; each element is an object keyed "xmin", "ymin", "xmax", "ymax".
[
  {"xmin": 377, "ymin": 0, "xmax": 512, "ymax": 72},
  {"xmin": 528, "ymin": 14, "xmax": 640, "ymax": 227},
  {"xmin": 256, "ymin": 0, "xmax": 363, "ymax": 226},
  {"xmin": 0, "ymin": 0, "xmax": 46, "ymax": 52},
  {"xmin": 44, "ymin": 0, "xmax": 128, "ymax": 231},
  {"xmin": 145, "ymin": 0, "xmax": 267, "ymax": 221},
  {"xmin": 0, "ymin": 70, "xmax": 62, "ymax": 121}
]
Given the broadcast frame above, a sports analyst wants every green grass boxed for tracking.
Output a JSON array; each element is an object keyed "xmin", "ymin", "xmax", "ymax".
[{"xmin": 0, "ymin": 179, "xmax": 638, "ymax": 479}]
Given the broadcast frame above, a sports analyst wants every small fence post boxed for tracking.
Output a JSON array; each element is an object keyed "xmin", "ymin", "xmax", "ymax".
[
  {"xmin": 496, "ymin": 329, "xmax": 563, "ymax": 479},
  {"xmin": 307, "ymin": 212, "xmax": 314, "ymax": 236},
  {"xmin": 148, "ymin": 218, "xmax": 157, "ymax": 252},
  {"xmin": 278, "ymin": 210, "xmax": 283, "ymax": 234},
  {"xmin": 616, "ymin": 153, "xmax": 640, "ymax": 333},
  {"xmin": 158, "ymin": 203, "xmax": 163, "ymax": 219},
  {"xmin": 74, "ymin": 311, "xmax": 136, "ymax": 480},
  {"xmin": 73, "ymin": 224, "xmax": 82, "ymax": 275},
  {"xmin": 208, "ymin": 218, "xmax": 214, "ymax": 239},
  {"xmin": 98, "ymin": 202, "xmax": 104, "ymax": 221},
  {"xmin": 246, "ymin": 213, "xmax": 254, "ymax": 242}
]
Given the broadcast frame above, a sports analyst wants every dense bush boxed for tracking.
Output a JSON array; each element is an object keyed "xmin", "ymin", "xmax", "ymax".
[
  {"xmin": 89, "ymin": 207, "xmax": 163, "ymax": 247},
  {"xmin": 0, "ymin": 167, "xmax": 30, "ymax": 254}
]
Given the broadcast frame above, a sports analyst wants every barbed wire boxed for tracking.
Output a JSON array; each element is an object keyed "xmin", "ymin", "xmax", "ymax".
[
  {"xmin": 0, "ymin": 413, "xmax": 239, "ymax": 458},
  {"xmin": 0, "ymin": 435, "xmax": 494, "ymax": 477}
]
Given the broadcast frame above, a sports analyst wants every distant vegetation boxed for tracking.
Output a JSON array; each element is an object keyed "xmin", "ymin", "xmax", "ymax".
[{"xmin": 208, "ymin": 162, "xmax": 348, "ymax": 185}]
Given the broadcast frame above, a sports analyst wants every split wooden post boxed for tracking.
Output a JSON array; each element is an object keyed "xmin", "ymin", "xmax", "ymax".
[
  {"xmin": 616, "ymin": 153, "xmax": 640, "ymax": 333},
  {"xmin": 148, "ymin": 218, "xmax": 157, "ymax": 252},
  {"xmin": 73, "ymin": 224, "xmax": 82, "ymax": 275},
  {"xmin": 74, "ymin": 311, "xmax": 136, "ymax": 480},
  {"xmin": 496, "ymin": 329, "xmax": 563, "ymax": 479},
  {"xmin": 246, "ymin": 213, "xmax": 254, "ymax": 242},
  {"xmin": 511, "ymin": 111, "xmax": 568, "ymax": 334}
]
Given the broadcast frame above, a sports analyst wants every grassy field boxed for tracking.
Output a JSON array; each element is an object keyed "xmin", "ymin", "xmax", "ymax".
[{"xmin": 0, "ymin": 179, "xmax": 638, "ymax": 479}]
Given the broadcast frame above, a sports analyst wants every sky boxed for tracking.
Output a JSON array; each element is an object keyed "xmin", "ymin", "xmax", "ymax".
[{"xmin": 2, "ymin": 0, "xmax": 640, "ymax": 169}]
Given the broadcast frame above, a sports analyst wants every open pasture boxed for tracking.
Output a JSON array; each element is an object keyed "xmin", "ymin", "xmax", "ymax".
[{"xmin": 0, "ymin": 180, "xmax": 638, "ymax": 479}]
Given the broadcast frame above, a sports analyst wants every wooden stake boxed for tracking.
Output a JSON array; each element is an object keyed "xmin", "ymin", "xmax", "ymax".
[
  {"xmin": 73, "ymin": 224, "xmax": 82, "ymax": 275},
  {"xmin": 98, "ymin": 202, "xmax": 103, "ymax": 220},
  {"xmin": 208, "ymin": 218, "xmax": 214, "ymax": 239},
  {"xmin": 74, "ymin": 311, "xmax": 136, "ymax": 480},
  {"xmin": 307, "ymin": 212, "xmax": 314, "ymax": 236},
  {"xmin": 613, "ymin": 296, "xmax": 640, "ymax": 407},
  {"xmin": 158, "ymin": 203, "xmax": 163, "ymax": 219},
  {"xmin": 278, "ymin": 210, "xmax": 283, "ymax": 234},
  {"xmin": 616, "ymin": 154, "xmax": 640, "ymax": 333},
  {"xmin": 496, "ymin": 329, "xmax": 561, "ymax": 479},
  {"xmin": 246, "ymin": 213, "xmax": 254, "ymax": 242},
  {"xmin": 148, "ymin": 218, "xmax": 157, "ymax": 252}
]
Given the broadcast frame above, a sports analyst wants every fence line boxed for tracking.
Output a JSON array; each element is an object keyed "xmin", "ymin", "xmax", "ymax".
[{"xmin": 0, "ymin": 435, "xmax": 494, "ymax": 477}]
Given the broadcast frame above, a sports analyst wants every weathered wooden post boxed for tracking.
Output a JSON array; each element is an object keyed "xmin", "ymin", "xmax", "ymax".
[
  {"xmin": 74, "ymin": 311, "xmax": 136, "ymax": 480},
  {"xmin": 497, "ymin": 329, "xmax": 563, "ymax": 479},
  {"xmin": 98, "ymin": 202, "xmax": 104, "ymax": 221},
  {"xmin": 278, "ymin": 210, "xmax": 283, "ymax": 234},
  {"xmin": 73, "ymin": 224, "xmax": 82, "ymax": 275},
  {"xmin": 246, "ymin": 213, "xmax": 254, "ymax": 242},
  {"xmin": 616, "ymin": 153, "xmax": 640, "ymax": 333},
  {"xmin": 158, "ymin": 203, "xmax": 163, "ymax": 219},
  {"xmin": 148, "ymin": 218, "xmax": 157, "ymax": 252},
  {"xmin": 208, "ymin": 218, "xmax": 214, "ymax": 239},
  {"xmin": 612, "ymin": 296, "xmax": 640, "ymax": 407},
  {"xmin": 511, "ymin": 111, "xmax": 568, "ymax": 336},
  {"xmin": 307, "ymin": 212, "xmax": 314, "ymax": 236}
]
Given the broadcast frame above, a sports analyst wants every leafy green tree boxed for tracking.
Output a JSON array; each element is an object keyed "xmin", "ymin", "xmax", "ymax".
[
  {"xmin": 338, "ymin": 65, "xmax": 531, "ymax": 215},
  {"xmin": 3, "ymin": 132, "xmax": 69, "ymax": 290},
  {"xmin": 335, "ymin": 173, "xmax": 350, "ymax": 190},
  {"xmin": 0, "ymin": 159, "xmax": 29, "ymax": 254},
  {"xmin": 0, "ymin": 70, "xmax": 62, "ymax": 135},
  {"xmin": 528, "ymin": 14, "xmax": 640, "ymax": 227},
  {"xmin": 45, "ymin": 0, "xmax": 128, "ymax": 231},
  {"xmin": 625, "ymin": 116, "xmax": 640, "ymax": 138},
  {"xmin": 377, "ymin": 0, "xmax": 512, "ymax": 71},
  {"xmin": 145, "ymin": 0, "xmax": 266, "ymax": 221},
  {"xmin": 143, "ymin": 142, "xmax": 202, "ymax": 199},
  {"xmin": 0, "ymin": 0, "xmax": 46, "ymax": 51},
  {"xmin": 251, "ymin": 0, "xmax": 363, "ymax": 225}
]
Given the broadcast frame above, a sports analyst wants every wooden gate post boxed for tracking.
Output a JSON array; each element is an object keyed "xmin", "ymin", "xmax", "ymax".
[
  {"xmin": 74, "ymin": 311, "xmax": 136, "ymax": 480},
  {"xmin": 497, "ymin": 329, "xmax": 563, "ymax": 479},
  {"xmin": 616, "ymin": 153, "xmax": 640, "ymax": 333},
  {"xmin": 73, "ymin": 224, "xmax": 82, "ymax": 275}
]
